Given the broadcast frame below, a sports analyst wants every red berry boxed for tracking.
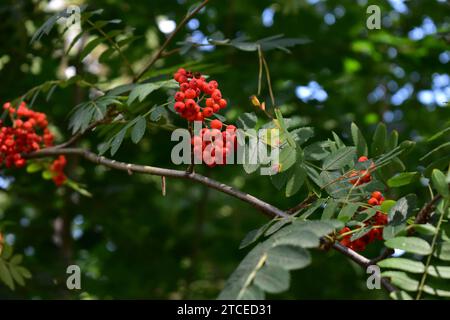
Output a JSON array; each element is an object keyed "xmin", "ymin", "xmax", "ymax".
[
  {"xmin": 358, "ymin": 156, "xmax": 369, "ymax": 162},
  {"xmin": 203, "ymin": 107, "xmax": 214, "ymax": 117},
  {"xmin": 371, "ymin": 191, "xmax": 383, "ymax": 200},
  {"xmin": 218, "ymin": 99, "xmax": 227, "ymax": 109},
  {"xmin": 212, "ymin": 89, "xmax": 222, "ymax": 101},
  {"xmin": 210, "ymin": 119, "xmax": 223, "ymax": 130},
  {"xmin": 174, "ymin": 91, "xmax": 185, "ymax": 101},
  {"xmin": 174, "ymin": 102, "xmax": 185, "ymax": 113},
  {"xmin": 368, "ymin": 198, "xmax": 379, "ymax": 206},
  {"xmin": 205, "ymin": 98, "xmax": 214, "ymax": 108},
  {"xmin": 185, "ymin": 88, "xmax": 197, "ymax": 99}
]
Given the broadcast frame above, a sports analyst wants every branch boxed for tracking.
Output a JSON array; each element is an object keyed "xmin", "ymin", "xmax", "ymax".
[
  {"xmin": 134, "ymin": 0, "xmax": 210, "ymax": 81},
  {"xmin": 52, "ymin": 118, "xmax": 110, "ymax": 149},
  {"xmin": 414, "ymin": 194, "xmax": 442, "ymax": 224},
  {"xmin": 332, "ymin": 243, "xmax": 398, "ymax": 293},
  {"xmin": 25, "ymin": 145, "xmax": 398, "ymax": 295},
  {"xmin": 286, "ymin": 194, "xmax": 318, "ymax": 215},
  {"xmin": 24, "ymin": 147, "xmax": 288, "ymax": 219}
]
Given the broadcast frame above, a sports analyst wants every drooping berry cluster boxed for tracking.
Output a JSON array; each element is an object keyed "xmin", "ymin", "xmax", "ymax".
[
  {"xmin": 349, "ymin": 156, "xmax": 375, "ymax": 185},
  {"xmin": 1, "ymin": 102, "xmax": 67, "ymax": 186},
  {"xmin": 50, "ymin": 155, "xmax": 67, "ymax": 186},
  {"xmin": 193, "ymin": 124, "xmax": 237, "ymax": 167},
  {"xmin": 173, "ymin": 68, "xmax": 227, "ymax": 122},
  {"xmin": 338, "ymin": 191, "xmax": 388, "ymax": 252}
]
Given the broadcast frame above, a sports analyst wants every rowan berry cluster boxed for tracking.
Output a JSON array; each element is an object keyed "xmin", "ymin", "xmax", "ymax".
[
  {"xmin": 50, "ymin": 155, "xmax": 67, "ymax": 186},
  {"xmin": 349, "ymin": 156, "xmax": 374, "ymax": 185},
  {"xmin": 193, "ymin": 124, "xmax": 237, "ymax": 167},
  {"xmin": 173, "ymin": 68, "xmax": 227, "ymax": 123},
  {"xmin": 338, "ymin": 191, "xmax": 388, "ymax": 251},
  {"xmin": 1, "ymin": 102, "xmax": 67, "ymax": 186}
]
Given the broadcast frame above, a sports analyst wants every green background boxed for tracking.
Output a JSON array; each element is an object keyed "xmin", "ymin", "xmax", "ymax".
[{"xmin": 0, "ymin": 0, "xmax": 448, "ymax": 299}]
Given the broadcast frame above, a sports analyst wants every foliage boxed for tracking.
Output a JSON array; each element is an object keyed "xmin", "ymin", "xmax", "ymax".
[{"xmin": 0, "ymin": 0, "xmax": 449, "ymax": 300}]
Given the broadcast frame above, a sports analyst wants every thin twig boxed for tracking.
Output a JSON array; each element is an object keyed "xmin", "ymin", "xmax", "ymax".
[
  {"xmin": 414, "ymin": 194, "xmax": 442, "ymax": 225},
  {"xmin": 86, "ymin": 19, "xmax": 135, "ymax": 78},
  {"xmin": 286, "ymin": 194, "xmax": 318, "ymax": 215},
  {"xmin": 332, "ymin": 242, "xmax": 398, "ymax": 293},
  {"xmin": 416, "ymin": 199, "xmax": 447, "ymax": 300},
  {"xmin": 25, "ymin": 147, "xmax": 288, "ymax": 219},
  {"xmin": 134, "ymin": 0, "xmax": 210, "ymax": 82}
]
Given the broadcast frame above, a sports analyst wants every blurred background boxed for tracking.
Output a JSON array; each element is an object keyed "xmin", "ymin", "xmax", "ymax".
[{"xmin": 0, "ymin": 0, "xmax": 449, "ymax": 299}]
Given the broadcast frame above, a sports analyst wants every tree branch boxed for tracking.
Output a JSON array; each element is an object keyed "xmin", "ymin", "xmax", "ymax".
[
  {"xmin": 332, "ymin": 243, "xmax": 398, "ymax": 293},
  {"xmin": 134, "ymin": 0, "xmax": 210, "ymax": 82},
  {"xmin": 414, "ymin": 194, "xmax": 442, "ymax": 224},
  {"xmin": 25, "ymin": 144, "xmax": 398, "ymax": 295},
  {"xmin": 25, "ymin": 147, "xmax": 288, "ymax": 219},
  {"xmin": 286, "ymin": 194, "xmax": 318, "ymax": 215}
]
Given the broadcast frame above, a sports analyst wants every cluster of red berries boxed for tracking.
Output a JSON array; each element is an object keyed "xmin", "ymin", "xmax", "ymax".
[
  {"xmin": 1, "ymin": 102, "xmax": 67, "ymax": 186},
  {"xmin": 338, "ymin": 191, "xmax": 388, "ymax": 251},
  {"xmin": 193, "ymin": 124, "xmax": 237, "ymax": 167},
  {"xmin": 173, "ymin": 68, "xmax": 227, "ymax": 123},
  {"xmin": 50, "ymin": 155, "xmax": 67, "ymax": 186},
  {"xmin": 349, "ymin": 156, "xmax": 375, "ymax": 185}
]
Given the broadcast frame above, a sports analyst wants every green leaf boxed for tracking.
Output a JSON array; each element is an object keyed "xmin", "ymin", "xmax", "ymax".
[
  {"xmin": 319, "ymin": 171, "xmax": 347, "ymax": 198},
  {"xmin": 16, "ymin": 266, "xmax": 32, "ymax": 279},
  {"xmin": 236, "ymin": 112, "xmax": 257, "ymax": 130},
  {"xmin": 434, "ymin": 242, "xmax": 450, "ymax": 261},
  {"xmin": 431, "ymin": 169, "xmax": 449, "ymax": 198},
  {"xmin": 380, "ymin": 200, "xmax": 396, "ymax": 214},
  {"xmin": 264, "ymin": 219, "xmax": 291, "ymax": 237},
  {"xmin": 253, "ymin": 264, "xmax": 290, "ymax": 294},
  {"xmin": 385, "ymin": 237, "xmax": 432, "ymax": 255},
  {"xmin": 270, "ymin": 171, "xmax": 289, "ymax": 190},
  {"xmin": 390, "ymin": 290, "xmax": 413, "ymax": 300},
  {"xmin": 298, "ymin": 199, "xmax": 326, "ymax": 219},
  {"xmin": 381, "ymin": 271, "xmax": 418, "ymax": 292},
  {"xmin": 127, "ymin": 80, "xmax": 177, "ymax": 105},
  {"xmin": 274, "ymin": 230, "xmax": 320, "ymax": 248},
  {"xmin": 304, "ymin": 141, "xmax": 330, "ymax": 161},
  {"xmin": 238, "ymin": 285, "xmax": 265, "ymax": 300},
  {"xmin": 290, "ymin": 127, "xmax": 314, "ymax": 145},
  {"xmin": 387, "ymin": 194, "xmax": 416, "ymax": 224},
  {"xmin": 149, "ymin": 105, "xmax": 169, "ymax": 122},
  {"xmin": 80, "ymin": 37, "xmax": 104, "ymax": 61},
  {"xmin": 240, "ymin": 223, "xmax": 272, "ymax": 249},
  {"xmin": 266, "ymin": 245, "xmax": 311, "ymax": 270},
  {"xmin": 337, "ymin": 203, "xmax": 359, "ymax": 222},
  {"xmin": 377, "ymin": 258, "xmax": 425, "ymax": 273},
  {"xmin": 387, "ymin": 172, "xmax": 420, "ymax": 188},
  {"xmin": 278, "ymin": 145, "xmax": 297, "ymax": 172},
  {"xmin": 110, "ymin": 127, "xmax": 127, "ymax": 156},
  {"xmin": 427, "ymin": 265, "xmax": 450, "ymax": 279},
  {"xmin": 322, "ymin": 199, "xmax": 338, "ymax": 220},
  {"xmin": 350, "ymin": 226, "xmax": 373, "ymax": 241},
  {"xmin": 285, "ymin": 165, "xmax": 306, "ymax": 197},
  {"xmin": 386, "ymin": 130, "xmax": 399, "ymax": 151},
  {"xmin": 420, "ymin": 142, "xmax": 450, "ymax": 162},
  {"xmin": 131, "ymin": 116, "xmax": 146, "ymax": 144},
  {"xmin": 26, "ymin": 163, "xmax": 42, "ymax": 173},
  {"xmin": 351, "ymin": 122, "xmax": 368, "ymax": 156},
  {"xmin": 9, "ymin": 266, "xmax": 25, "ymax": 286},
  {"xmin": 274, "ymin": 109, "xmax": 296, "ymax": 148},
  {"xmin": 42, "ymin": 170, "xmax": 54, "ymax": 180},
  {"xmin": 383, "ymin": 224, "xmax": 407, "ymax": 240},
  {"xmin": 322, "ymin": 147, "xmax": 356, "ymax": 170},
  {"xmin": 9, "ymin": 254, "xmax": 23, "ymax": 265},
  {"xmin": 0, "ymin": 260, "xmax": 14, "ymax": 290},
  {"xmin": 371, "ymin": 122, "xmax": 387, "ymax": 156},
  {"xmin": 412, "ymin": 224, "xmax": 438, "ymax": 236},
  {"xmin": 428, "ymin": 126, "xmax": 450, "ymax": 142}
]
